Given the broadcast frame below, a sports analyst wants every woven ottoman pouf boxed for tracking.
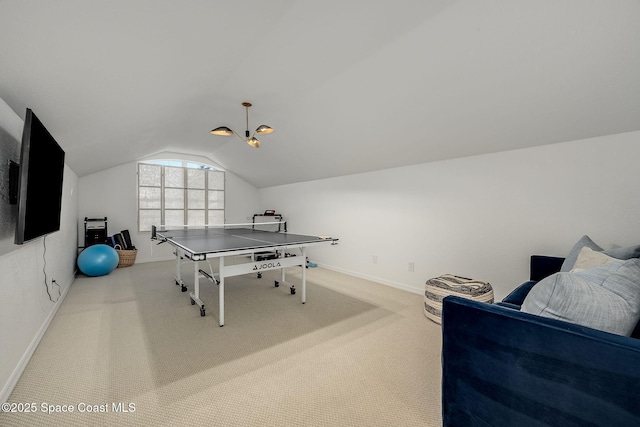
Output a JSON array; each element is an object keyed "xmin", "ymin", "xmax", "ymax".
[{"xmin": 424, "ymin": 274, "xmax": 494, "ymax": 324}]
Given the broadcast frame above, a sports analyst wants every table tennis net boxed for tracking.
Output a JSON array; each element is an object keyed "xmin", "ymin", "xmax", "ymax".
[{"xmin": 152, "ymin": 220, "xmax": 287, "ymax": 237}]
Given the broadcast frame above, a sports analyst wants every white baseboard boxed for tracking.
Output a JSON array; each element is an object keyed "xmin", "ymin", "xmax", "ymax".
[
  {"xmin": 316, "ymin": 263, "xmax": 424, "ymax": 295},
  {"xmin": 136, "ymin": 255, "xmax": 179, "ymax": 264},
  {"xmin": 0, "ymin": 274, "xmax": 74, "ymax": 403}
]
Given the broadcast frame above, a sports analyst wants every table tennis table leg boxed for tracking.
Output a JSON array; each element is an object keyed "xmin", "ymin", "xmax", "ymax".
[
  {"xmin": 189, "ymin": 260, "xmax": 206, "ymax": 317},
  {"xmin": 301, "ymin": 247, "xmax": 307, "ymax": 304},
  {"xmin": 175, "ymin": 251, "xmax": 180, "ymax": 287},
  {"xmin": 278, "ymin": 251, "xmax": 297, "ymax": 296},
  {"xmin": 218, "ymin": 257, "xmax": 225, "ymax": 327},
  {"xmin": 175, "ymin": 251, "xmax": 187, "ymax": 292},
  {"xmin": 194, "ymin": 261, "xmax": 199, "ymax": 304}
]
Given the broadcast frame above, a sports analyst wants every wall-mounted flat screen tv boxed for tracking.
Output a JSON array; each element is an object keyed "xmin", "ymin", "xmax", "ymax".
[{"xmin": 15, "ymin": 108, "xmax": 65, "ymax": 245}]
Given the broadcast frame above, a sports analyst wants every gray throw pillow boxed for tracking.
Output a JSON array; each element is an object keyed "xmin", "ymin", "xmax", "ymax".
[
  {"xmin": 522, "ymin": 259, "xmax": 640, "ymax": 336},
  {"xmin": 605, "ymin": 244, "xmax": 640, "ymax": 260},
  {"xmin": 560, "ymin": 235, "xmax": 640, "ymax": 272}
]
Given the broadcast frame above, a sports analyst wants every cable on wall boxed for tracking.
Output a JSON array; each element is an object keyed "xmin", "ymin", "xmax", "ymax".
[{"xmin": 42, "ymin": 235, "xmax": 61, "ymax": 302}]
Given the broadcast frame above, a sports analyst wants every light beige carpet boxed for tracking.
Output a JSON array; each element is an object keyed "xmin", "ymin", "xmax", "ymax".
[{"xmin": 2, "ymin": 261, "xmax": 442, "ymax": 426}]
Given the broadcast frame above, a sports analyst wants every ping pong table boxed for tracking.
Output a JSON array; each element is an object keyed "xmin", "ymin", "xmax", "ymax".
[{"xmin": 151, "ymin": 224, "xmax": 338, "ymax": 326}]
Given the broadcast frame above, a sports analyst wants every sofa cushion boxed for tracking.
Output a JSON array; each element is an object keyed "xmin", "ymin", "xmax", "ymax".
[
  {"xmin": 521, "ymin": 259, "xmax": 640, "ymax": 336},
  {"xmin": 560, "ymin": 235, "xmax": 640, "ymax": 272}
]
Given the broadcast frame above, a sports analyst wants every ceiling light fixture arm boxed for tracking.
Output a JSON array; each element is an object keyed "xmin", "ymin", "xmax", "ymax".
[
  {"xmin": 233, "ymin": 130, "xmax": 246, "ymax": 143},
  {"xmin": 244, "ymin": 102, "xmax": 252, "ymax": 139}
]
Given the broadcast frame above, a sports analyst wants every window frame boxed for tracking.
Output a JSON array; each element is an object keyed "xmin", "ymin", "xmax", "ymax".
[{"xmin": 137, "ymin": 160, "xmax": 225, "ymax": 232}]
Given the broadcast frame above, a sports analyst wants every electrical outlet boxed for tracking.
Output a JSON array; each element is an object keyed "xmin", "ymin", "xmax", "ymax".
[
  {"xmin": 372, "ymin": 255, "xmax": 378, "ymax": 264},
  {"xmin": 408, "ymin": 262, "xmax": 415, "ymax": 272}
]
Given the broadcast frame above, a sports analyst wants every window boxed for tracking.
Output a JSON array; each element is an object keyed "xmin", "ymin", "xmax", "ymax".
[{"xmin": 137, "ymin": 161, "xmax": 225, "ymax": 232}]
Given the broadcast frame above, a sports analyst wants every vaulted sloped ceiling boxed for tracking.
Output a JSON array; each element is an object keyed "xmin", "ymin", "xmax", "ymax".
[{"xmin": 1, "ymin": 1, "xmax": 639, "ymax": 188}]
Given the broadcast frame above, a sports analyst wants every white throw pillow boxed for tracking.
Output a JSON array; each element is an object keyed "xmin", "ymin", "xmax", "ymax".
[{"xmin": 571, "ymin": 247, "xmax": 620, "ymax": 272}]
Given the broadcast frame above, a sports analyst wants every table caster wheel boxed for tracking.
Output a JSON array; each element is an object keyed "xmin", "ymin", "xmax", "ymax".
[
  {"xmin": 274, "ymin": 281, "xmax": 279, "ymax": 287},
  {"xmin": 200, "ymin": 308, "xmax": 206, "ymax": 317},
  {"xmin": 290, "ymin": 286, "xmax": 296, "ymax": 295},
  {"xmin": 181, "ymin": 285, "xmax": 188, "ymax": 292},
  {"xmin": 190, "ymin": 298, "xmax": 195, "ymax": 305},
  {"xmin": 257, "ymin": 272, "xmax": 262, "ymax": 279}
]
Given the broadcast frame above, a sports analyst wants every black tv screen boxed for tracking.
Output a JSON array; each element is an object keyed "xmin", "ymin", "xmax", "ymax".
[{"xmin": 15, "ymin": 108, "xmax": 65, "ymax": 245}]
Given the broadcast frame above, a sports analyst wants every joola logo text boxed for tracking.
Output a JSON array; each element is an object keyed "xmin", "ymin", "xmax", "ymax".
[{"xmin": 253, "ymin": 262, "xmax": 281, "ymax": 271}]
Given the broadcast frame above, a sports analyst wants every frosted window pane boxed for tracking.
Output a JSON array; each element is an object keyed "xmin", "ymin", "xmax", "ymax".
[
  {"xmin": 188, "ymin": 189, "xmax": 205, "ymax": 209},
  {"xmin": 188, "ymin": 210, "xmax": 205, "ymax": 226},
  {"xmin": 165, "ymin": 188, "xmax": 184, "ymax": 209},
  {"xmin": 139, "ymin": 164, "xmax": 161, "ymax": 186},
  {"xmin": 208, "ymin": 191, "xmax": 224, "ymax": 209},
  {"xmin": 139, "ymin": 210, "xmax": 161, "ymax": 232},
  {"xmin": 165, "ymin": 167, "xmax": 184, "ymax": 188},
  {"xmin": 188, "ymin": 169, "xmax": 205, "ymax": 189},
  {"xmin": 165, "ymin": 210, "xmax": 184, "ymax": 227},
  {"xmin": 137, "ymin": 162, "xmax": 225, "ymax": 232},
  {"xmin": 208, "ymin": 210, "xmax": 224, "ymax": 225},
  {"xmin": 139, "ymin": 187, "xmax": 161, "ymax": 208},
  {"xmin": 208, "ymin": 171, "xmax": 225, "ymax": 190}
]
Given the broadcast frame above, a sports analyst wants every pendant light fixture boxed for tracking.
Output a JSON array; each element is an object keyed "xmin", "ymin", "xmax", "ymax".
[{"xmin": 210, "ymin": 102, "xmax": 273, "ymax": 148}]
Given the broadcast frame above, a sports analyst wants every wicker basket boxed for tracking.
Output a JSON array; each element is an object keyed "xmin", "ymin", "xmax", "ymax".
[{"xmin": 116, "ymin": 249, "xmax": 137, "ymax": 268}]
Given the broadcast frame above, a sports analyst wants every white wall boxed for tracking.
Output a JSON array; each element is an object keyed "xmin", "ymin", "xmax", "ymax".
[
  {"xmin": 78, "ymin": 156, "xmax": 262, "ymax": 263},
  {"xmin": 76, "ymin": 130, "xmax": 640, "ymax": 301},
  {"xmin": 259, "ymin": 131, "xmax": 640, "ymax": 300},
  {"xmin": 0, "ymin": 98, "xmax": 79, "ymax": 402},
  {"xmin": 0, "ymin": 99, "xmax": 22, "ymax": 256}
]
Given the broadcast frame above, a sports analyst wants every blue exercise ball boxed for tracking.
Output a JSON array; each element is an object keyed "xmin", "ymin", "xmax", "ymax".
[{"xmin": 77, "ymin": 244, "xmax": 119, "ymax": 277}]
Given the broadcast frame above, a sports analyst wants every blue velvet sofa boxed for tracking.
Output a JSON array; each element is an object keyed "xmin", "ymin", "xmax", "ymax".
[{"xmin": 441, "ymin": 255, "xmax": 640, "ymax": 427}]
